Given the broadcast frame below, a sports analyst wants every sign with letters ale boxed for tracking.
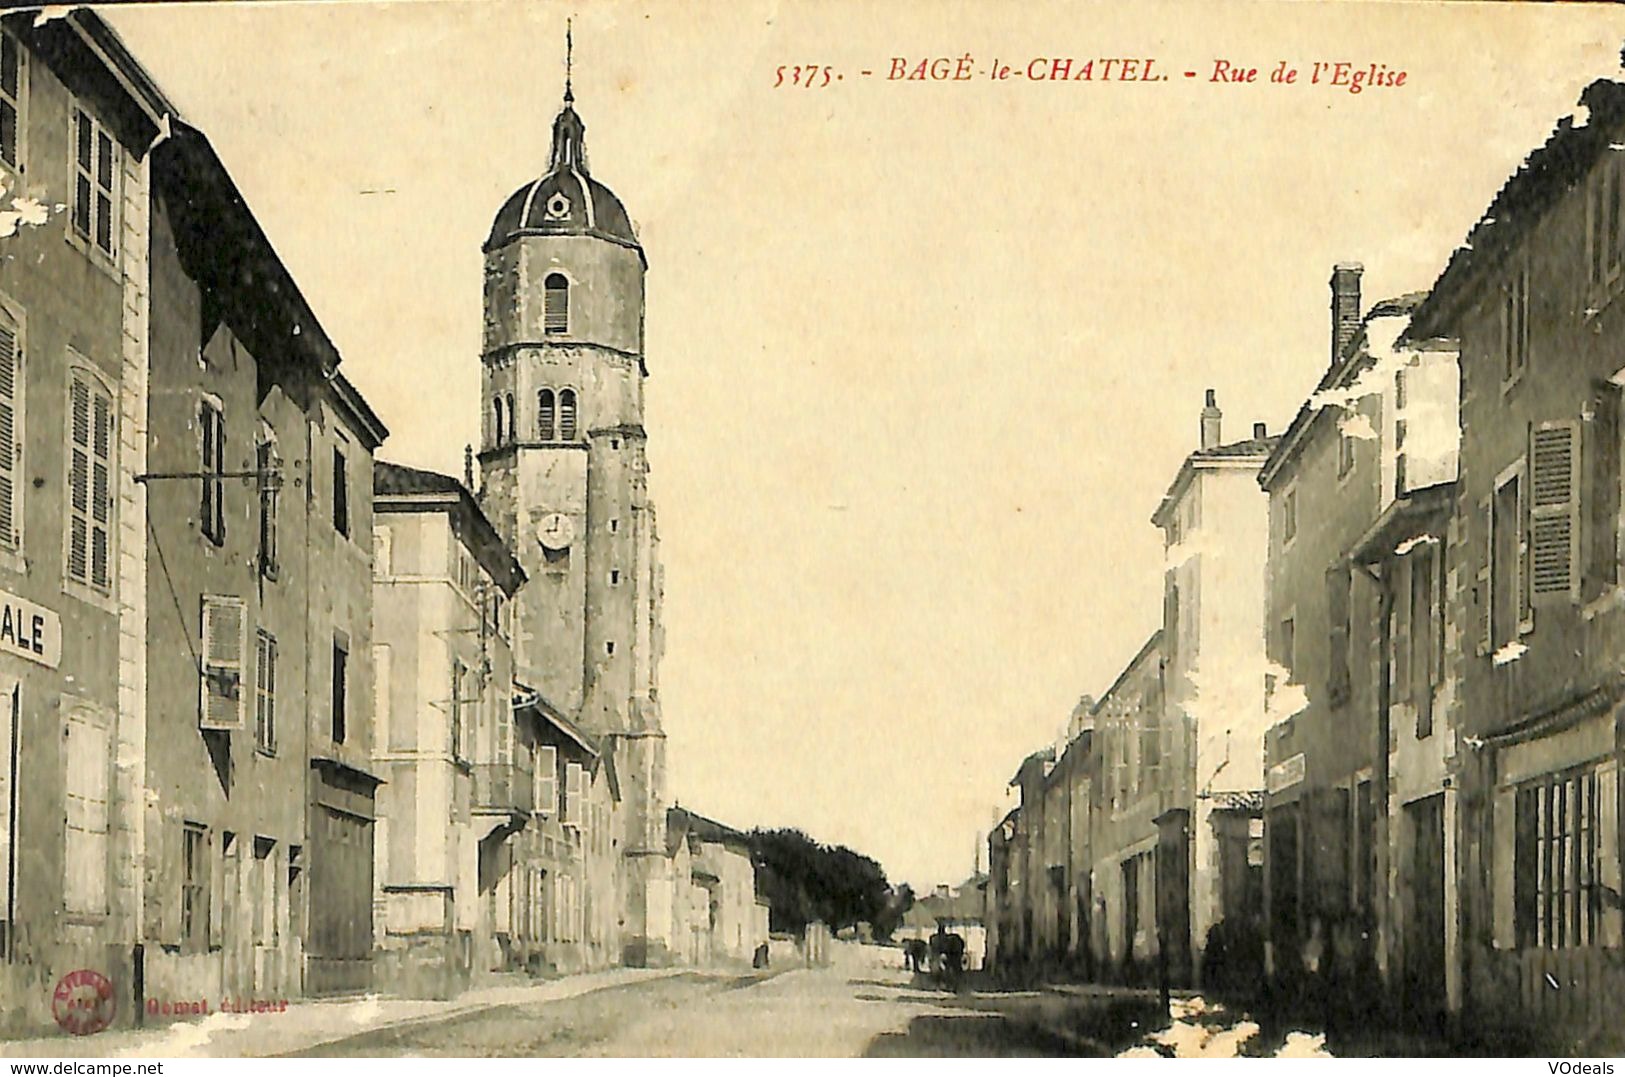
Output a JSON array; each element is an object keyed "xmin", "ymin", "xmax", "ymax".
[{"xmin": 0, "ymin": 588, "xmax": 61, "ymax": 669}]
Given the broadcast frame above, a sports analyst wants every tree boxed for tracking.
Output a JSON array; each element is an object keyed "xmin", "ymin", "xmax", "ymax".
[{"xmin": 749, "ymin": 828, "xmax": 896, "ymax": 937}]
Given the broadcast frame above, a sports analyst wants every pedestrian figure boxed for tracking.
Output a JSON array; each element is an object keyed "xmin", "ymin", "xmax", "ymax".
[
  {"xmin": 905, "ymin": 937, "xmax": 928, "ymax": 973},
  {"xmin": 929, "ymin": 925, "xmax": 965, "ymax": 990}
]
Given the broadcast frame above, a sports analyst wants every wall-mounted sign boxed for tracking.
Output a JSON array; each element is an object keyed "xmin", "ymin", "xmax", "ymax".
[
  {"xmin": 0, "ymin": 590, "xmax": 61, "ymax": 669},
  {"xmin": 1266, "ymin": 752, "xmax": 1306, "ymax": 795}
]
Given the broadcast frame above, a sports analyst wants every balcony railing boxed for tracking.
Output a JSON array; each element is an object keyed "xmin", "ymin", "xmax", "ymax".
[{"xmin": 473, "ymin": 763, "xmax": 533, "ymax": 814}]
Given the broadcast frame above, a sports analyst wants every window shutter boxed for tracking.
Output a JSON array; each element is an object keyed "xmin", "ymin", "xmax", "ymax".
[
  {"xmin": 1586, "ymin": 389, "xmax": 1622, "ymax": 601},
  {"xmin": 0, "ymin": 316, "xmax": 17, "ymax": 551},
  {"xmin": 1478, "ymin": 496, "xmax": 1493, "ymax": 657},
  {"xmin": 564, "ymin": 761, "xmax": 584, "ymax": 827},
  {"xmin": 200, "ymin": 596, "xmax": 247, "ymax": 730},
  {"xmin": 535, "ymin": 745, "xmax": 557, "ymax": 815},
  {"xmin": 208, "ymin": 831, "xmax": 224, "ymax": 950},
  {"xmin": 63, "ymin": 712, "xmax": 109, "ymax": 914},
  {"xmin": 68, "ymin": 376, "xmax": 90, "ymax": 584},
  {"xmin": 90, "ymin": 391, "xmax": 111, "ymax": 588},
  {"xmin": 1531, "ymin": 421, "xmax": 1582, "ymax": 604}
]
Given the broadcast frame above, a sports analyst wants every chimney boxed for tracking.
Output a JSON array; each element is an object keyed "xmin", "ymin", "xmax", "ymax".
[
  {"xmin": 1200, "ymin": 389, "xmax": 1222, "ymax": 450},
  {"xmin": 1253, "ymin": 422, "xmax": 1268, "ymax": 440},
  {"xmin": 1330, "ymin": 262, "xmax": 1363, "ymax": 364}
]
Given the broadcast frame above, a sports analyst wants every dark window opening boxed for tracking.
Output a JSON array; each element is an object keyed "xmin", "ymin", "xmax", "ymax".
[
  {"xmin": 331, "ymin": 638, "xmax": 348, "ymax": 744},
  {"xmin": 544, "ymin": 273, "xmax": 569, "ymax": 334},
  {"xmin": 538, "ymin": 389, "xmax": 556, "ymax": 441}
]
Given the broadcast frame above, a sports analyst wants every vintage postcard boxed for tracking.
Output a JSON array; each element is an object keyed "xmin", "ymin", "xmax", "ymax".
[{"xmin": 0, "ymin": 0, "xmax": 1621, "ymax": 1062}]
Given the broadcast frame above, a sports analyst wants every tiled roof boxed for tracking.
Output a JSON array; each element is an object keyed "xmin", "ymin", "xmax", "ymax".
[
  {"xmin": 1210, "ymin": 790, "xmax": 1264, "ymax": 813},
  {"xmin": 667, "ymin": 805, "xmax": 753, "ymax": 852},
  {"xmin": 1192, "ymin": 434, "xmax": 1282, "ymax": 460},
  {"xmin": 374, "ymin": 460, "xmax": 525, "ymax": 594},
  {"xmin": 374, "ymin": 460, "xmax": 461, "ymax": 496},
  {"xmin": 1408, "ymin": 79, "xmax": 1625, "ymax": 339}
]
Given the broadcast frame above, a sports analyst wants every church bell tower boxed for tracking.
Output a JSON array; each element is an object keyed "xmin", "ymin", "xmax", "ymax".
[{"xmin": 477, "ymin": 50, "xmax": 670, "ymax": 965}]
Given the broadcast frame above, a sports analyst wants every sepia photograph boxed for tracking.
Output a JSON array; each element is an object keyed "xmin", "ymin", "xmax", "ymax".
[{"xmin": 0, "ymin": 0, "xmax": 1624, "ymax": 1061}]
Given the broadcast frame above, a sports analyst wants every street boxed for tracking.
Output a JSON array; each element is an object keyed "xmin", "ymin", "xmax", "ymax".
[
  {"xmin": 291, "ymin": 952, "xmax": 1179, "ymax": 1058},
  {"xmin": 291, "ymin": 970, "xmax": 1145, "ymax": 1058}
]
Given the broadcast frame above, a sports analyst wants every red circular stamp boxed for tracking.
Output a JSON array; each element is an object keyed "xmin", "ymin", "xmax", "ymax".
[{"xmin": 51, "ymin": 969, "xmax": 115, "ymax": 1036}]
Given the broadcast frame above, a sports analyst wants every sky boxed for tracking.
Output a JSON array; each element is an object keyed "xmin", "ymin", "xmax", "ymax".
[{"xmin": 99, "ymin": 0, "xmax": 1625, "ymax": 890}]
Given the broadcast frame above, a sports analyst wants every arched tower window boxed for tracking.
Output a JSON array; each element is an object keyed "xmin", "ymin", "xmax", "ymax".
[
  {"xmin": 492, "ymin": 396, "xmax": 505, "ymax": 445},
  {"xmin": 505, "ymin": 393, "xmax": 515, "ymax": 444},
  {"xmin": 560, "ymin": 389, "xmax": 578, "ymax": 441},
  {"xmin": 544, "ymin": 273, "xmax": 569, "ymax": 334},
  {"xmin": 538, "ymin": 389, "xmax": 556, "ymax": 441}
]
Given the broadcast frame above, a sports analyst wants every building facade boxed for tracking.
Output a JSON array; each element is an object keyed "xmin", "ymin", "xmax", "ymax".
[
  {"xmin": 664, "ymin": 807, "xmax": 768, "ymax": 967},
  {"xmin": 371, "ymin": 462, "xmax": 526, "ymax": 997},
  {"xmin": 145, "ymin": 111, "xmax": 388, "ymax": 1003},
  {"xmin": 0, "ymin": 11, "xmax": 159, "ymax": 1035},
  {"xmin": 1404, "ymin": 79, "xmax": 1625, "ymax": 1039},
  {"xmin": 1149, "ymin": 396, "xmax": 1275, "ymax": 983},
  {"xmin": 1090, "ymin": 633, "xmax": 1165, "ymax": 978},
  {"xmin": 1258, "ymin": 267, "xmax": 1461, "ymax": 1022}
]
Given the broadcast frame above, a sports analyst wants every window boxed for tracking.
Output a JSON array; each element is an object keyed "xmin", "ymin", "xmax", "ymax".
[
  {"xmin": 332, "ymin": 445, "xmax": 349, "ymax": 538},
  {"xmin": 1503, "ymin": 264, "xmax": 1529, "ymax": 381},
  {"xmin": 610, "ymin": 569, "xmax": 620, "ymax": 586},
  {"xmin": 199, "ymin": 397, "xmax": 225, "ymax": 546},
  {"xmin": 0, "ymin": 33, "xmax": 25, "ymax": 171},
  {"xmin": 67, "ymin": 367, "xmax": 114, "ymax": 591},
  {"xmin": 538, "ymin": 389, "xmax": 555, "ymax": 441},
  {"xmin": 182, "ymin": 823, "xmax": 208, "ymax": 952},
  {"xmin": 605, "ymin": 640, "xmax": 615, "ymax": 656},
  {"xmin": 199, "ymin": 596, "xmax": 246, "ymax": 731},
  {"xmin": 449, "ymin": 659, "xmax": 466, "ymax": 760},
  {"xmin": 492, "ymin": 396, "xmax": 504, "ymax": 446},
  {"xmin": 560, "ymin": 389, "xmax": 578, "ymax": 441},
  {"xmin": 71, "ymin": 104, "xmax": 119, "ymax": 259},
  {"xmin": 254, "ymin": 631, "xmax": 277, "ymax": 754},
  {"xmin": 1591, "ymin": 157, "xmax": 1624, "ymax": 288},
  {"xmin": 1280, "ymin": 617, "xmax": 1295, "ymax": 674},
  {"xmin": 1490, "ymin": 470, "xmax": 1527, "ymax": 650},
  {"xmin": 331, "ymin": 637, "xmax": 348, "ymax": 744},
  {"xmin": 1408, "ymin": 545, "xmax": 1444, "ymax": 737},
  {"xmin": 1530, "ymin": 422, "xmax": 1580, "ymax": 604},
  {"xmin": 609, "ymin": 519, "xmax": 618, "ymax": 534},
  {"xmin": 505, "ymin": 393, "xmax": 515, "ymax": 445},
  {"xmin": 63, "ymin": 709, "xmax": 109, "ymax": 915},
  {"xmin": 544, "ymin": 273, "xmax": 569, "ymax": 334},
  {"xmin": 1141, "ymin": 694, "xmax": 1161, "ymax": 770},
  {"xmin": 535, "ymin": 744, "xmax": 558, "ymax": 815},
  {"xmin": 1327, "ymin": 565, "xmax": 1351, "ymax": 706},
  {"xmin": 0, "ymin": 306, "xmax": 21, "ymax": 552},
  {"xmin": 1281, "ymin": 488, "xmax": 1297, "ymax": 544},
  {"xmin": 1355, "ymin": 780, "xmax": 1376, "ymax": 914},
  {"xmin": 1514, "ymin": 764, "xmax": 1620, "ymax": 950},
  {"xmin": 1338, "ymin": 427, "xmax": 1356, "ymax": 479},
  {"xmin": 257, "ymin": 436, "xmax": 279, "ymax": 578}
]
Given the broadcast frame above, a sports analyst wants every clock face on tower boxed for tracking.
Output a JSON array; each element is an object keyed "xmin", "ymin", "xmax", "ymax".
[{"xmin": 537, "ymin": 512, "xmax": 576, "ymax": 550}]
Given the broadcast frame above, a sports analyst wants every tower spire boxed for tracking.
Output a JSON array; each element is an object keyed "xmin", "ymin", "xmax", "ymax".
[{"xmin": 564, "ymin": 19, "xmax": 574, "ymax": 104}]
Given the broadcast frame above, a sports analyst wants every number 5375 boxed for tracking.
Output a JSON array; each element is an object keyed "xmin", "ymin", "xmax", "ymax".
[{"xmin": 775, "ymin": 65, "xmax": 834, "ymax": 88}]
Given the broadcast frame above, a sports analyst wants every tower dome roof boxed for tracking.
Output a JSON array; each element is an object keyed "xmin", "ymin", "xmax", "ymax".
[{"xmin": 485, "ymin": 96, "xmax": 642, "ymax": 257}]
